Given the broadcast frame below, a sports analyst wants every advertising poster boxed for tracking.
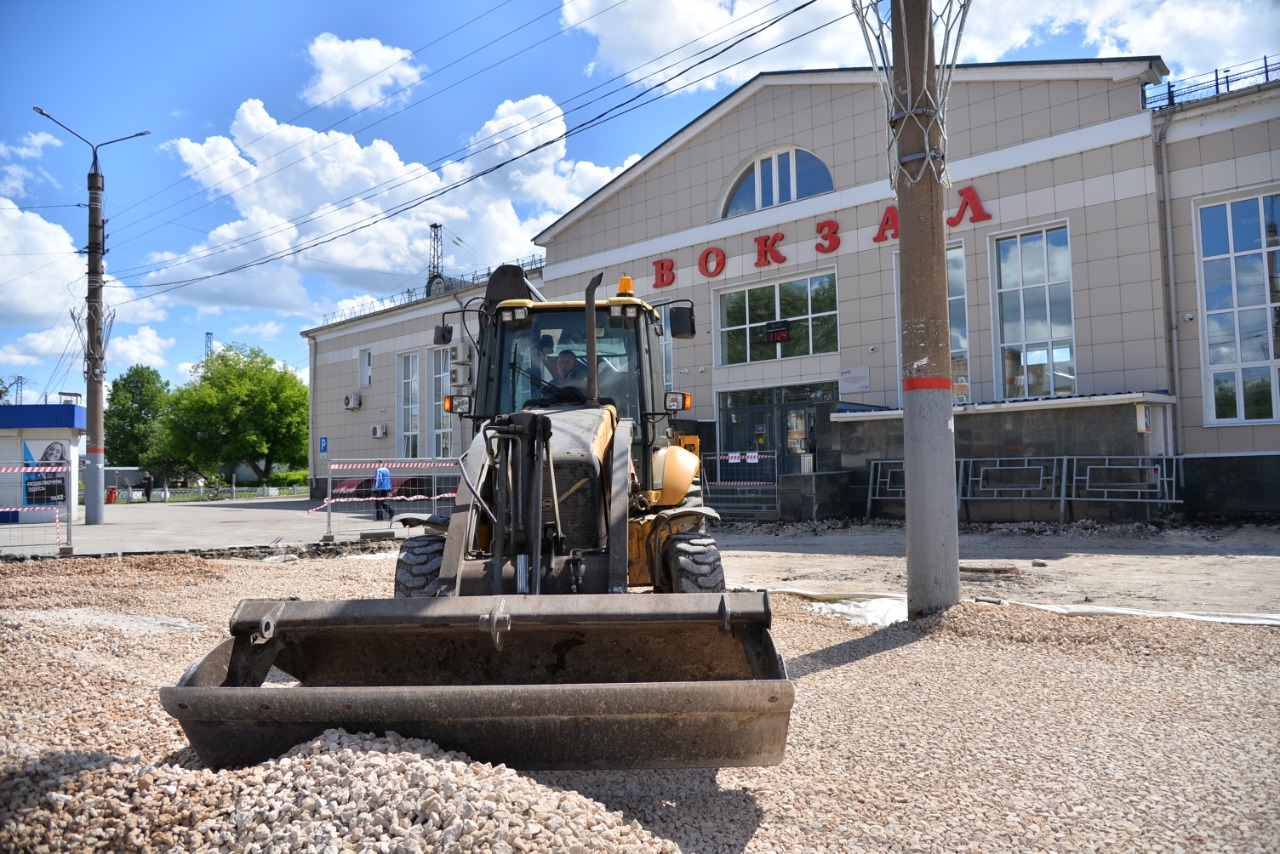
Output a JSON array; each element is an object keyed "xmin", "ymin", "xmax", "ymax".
[{"xmin": 24, "ymin": 441, "xmax": 67, "ymax": 506}]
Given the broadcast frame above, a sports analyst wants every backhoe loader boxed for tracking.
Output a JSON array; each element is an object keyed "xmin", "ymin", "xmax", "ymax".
[{"xmin": 161, "ymin": 267, "xmax": 792, "ymax": 770}]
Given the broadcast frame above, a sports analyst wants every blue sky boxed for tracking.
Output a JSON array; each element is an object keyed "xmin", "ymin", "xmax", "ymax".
[{"xmin": 1, "ymin": 0, "xmax": 1275, "ymax": 405}]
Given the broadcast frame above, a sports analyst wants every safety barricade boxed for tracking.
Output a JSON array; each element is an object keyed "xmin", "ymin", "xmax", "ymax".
[
  {"xmin": 700, "ymin": 452, "xmax": 780, "ymax": 519},
  {"xmin": 867, "ymin": 456, "xmax": 1180, "ymax": 522},
  {"xmin": 0, "ymin": 462, "xmax": 73, "ymax": 556},
  {"xmin": 316, "ymin": 459, "xmax": 459, "ymax": 538}
]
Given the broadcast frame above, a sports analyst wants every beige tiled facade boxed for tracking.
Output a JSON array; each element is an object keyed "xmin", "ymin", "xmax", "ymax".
[{"xmin": 304, "ymin": 58, "xmax": 1280, "ymax": 516}]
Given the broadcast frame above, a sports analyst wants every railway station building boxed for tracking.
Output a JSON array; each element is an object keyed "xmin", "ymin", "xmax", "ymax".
[{"xmin": 304, "ymin": 56, "xmax": 1280, "ymax": 522}]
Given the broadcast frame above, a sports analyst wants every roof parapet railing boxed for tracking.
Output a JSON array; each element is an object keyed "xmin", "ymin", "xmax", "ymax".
[{"xmin": 1145, "ymin": 55, "xmax": 1278, "ymax": 110}]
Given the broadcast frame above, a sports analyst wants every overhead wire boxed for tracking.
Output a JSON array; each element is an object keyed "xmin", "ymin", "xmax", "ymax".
[
  {"xmin": 111, "ymin": 0, "xmax": 828, "ymax": 295},
  {"xmin": 18, "ymin": 0, "xmax": 848, "ymax": 394},
  {"xmin": 103, "ymin": 0, "xmax": 538, "ymax": 241},
  {"xmin": 106, "ymin": 0, "xmax": 792, "ymax": 281},
  {"xmin": 101, "ymin": 0, "xmax": 579, "ymax": 259},
  {"xmin": 101, "ymin": 0, "xmax": 631, "ymax": 281}
]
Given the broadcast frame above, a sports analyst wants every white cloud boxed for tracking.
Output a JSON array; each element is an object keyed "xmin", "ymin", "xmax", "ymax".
[
  {"xmin": 562, "ymin": 0, "xmax": 868, "ymax": 94},
  {"xmin": 563, "ymin": 0, "xmax": 1277, "ymax": 88},
  {"xmin": 301, "ymin": 33, "xmax": 426, "ymax": 111},
  {"xmin": 0, "ymin": 131, "xmax": 61, "ymax": 161},
  {"xmin": 154, "ymin": 93, "xmax": 631, "ymax": 315},
  {"xmin": 0, "ymin": 201, "xmax": 85, "ymax": 327},
  {"xmin": 109, "ymin": 326, "xmax": 175, "ymax": 372},
  {"xmin": 231, "ymin": 320, "xmax": 285, "ymax": 339},
  {"xmin": 962, "ymin": 0, "xmax": 1277, "ymax": 76},
  {"xmin": 0, "ymin": 164, "xmax": 35, "ymax": 197},
  {"xmin": 0, "ymin": 329, "xmax": 55, "ymax": 368},
  {"xmin": 0, "ymin": 132, "xmax": 62, "ymax": 197}
]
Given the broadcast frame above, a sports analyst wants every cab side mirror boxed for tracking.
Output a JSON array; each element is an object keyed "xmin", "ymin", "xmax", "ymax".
[
  {"xmin": 433, "ymin": 324, "xmax": 453, "ymax": 345},
  {"xmin": 669, "ymin": 305, "xmax": 695, "ymax": 339}
]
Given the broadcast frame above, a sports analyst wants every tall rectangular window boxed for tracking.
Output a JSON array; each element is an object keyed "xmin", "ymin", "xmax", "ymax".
[
  {"xmin": 947, "ymin": 244, "xmax": 970, "ymax": 402},
  {"xmin": 358, "ymin": 348, "xmax": 372, "ymax": 388},
  {"xmin": 893, "ymin": 244, "xmax": 970, "ymax": 403},
  {"xmin": 719, "ymin": 272, "xmax": 838, "ymax": 365},
  {"xmin": 1199, "ymin": 191, "xmax": 1280, "ymax": 423},
  {"xmin": 994, "ymin": 224, "xmax": 1075, "ymax": 399},
  {"xmin": 656, "ymin": 304, "xmax": 674, "ymax": 391},
  {"xmin": 431, "ymin": 348, "xmax": 453, "ymax": 458},
  {"xmin": 399, "ymin": 352, "xmax": 419, "ymax": 459}
]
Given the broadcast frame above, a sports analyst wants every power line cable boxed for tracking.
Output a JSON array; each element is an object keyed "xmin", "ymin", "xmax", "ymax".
[
  {"xmin": 107, "ymin": 0, "xmax": 813, "ymax": 288},
  {"xmin": 113, "ymin": 1, "xmax": 832, "ymax": 304},
  {"xmin": 102, "ymin": 0, "xmax": 572, "ymax": 251}
]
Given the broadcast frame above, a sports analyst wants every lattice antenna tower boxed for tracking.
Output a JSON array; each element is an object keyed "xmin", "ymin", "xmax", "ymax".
[
  {"xmin": 852, "ymin": 0, "xmax": 971, "ymax": 190},
  {"xmin": 205, "ymin": 332, "xmax": 213, "ymax": 358},
  {"xmin": 427, "ymin": 223, "xmax": 444, "ymax": 294}
]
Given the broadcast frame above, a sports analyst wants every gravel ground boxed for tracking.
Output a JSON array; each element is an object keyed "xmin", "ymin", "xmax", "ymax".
[{"xmin": 1, "ymin": 549, "xmax": 1277, "ymax": 852}]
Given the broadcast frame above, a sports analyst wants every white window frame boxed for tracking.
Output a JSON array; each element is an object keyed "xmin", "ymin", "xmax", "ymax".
[
  {"xmin": 656, "ymin": 304, "xmax": 674, "ymax": 392},
  {"xmin": 1195, "ymin": 188, "xmax": 1280, "ymax": 425},
  {"xmin": 358, "ymin": 348, "xmax": 372, "ymax": 388},
  {"xmin": 892, "ymin": 242, "xmax": 971, "ymax": 405},
  {"xmin": 990, "ymin": 221, "xmax": 1076, "ymax": 401},
  {"xmin": 398, "ymin": 351, "xmax": 419, "ymax": 459},
  {"xmin": 721, "ymin": 146, "xmax": 834, "ymax": 219},
  {"xmin": 430, "ymin": 347, "xmax": 453, "ymax": 458},
  {"xmin": 716, "ymin": 271, "xmax": 839, "ymax": 367}
]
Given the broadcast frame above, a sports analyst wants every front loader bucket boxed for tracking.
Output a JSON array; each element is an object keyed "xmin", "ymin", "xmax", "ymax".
[{"xmin": 161, "ymin": 592, "xmax": 792, "ymax": 770}]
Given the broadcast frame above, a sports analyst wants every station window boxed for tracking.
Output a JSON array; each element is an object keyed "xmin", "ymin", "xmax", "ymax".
[
  {"xmin": 994, "ymin": 224, "xmax": 1076, "ymax": 399},
  {"xmin": 399, "ymin": 352, "xmax": 419, "ymax": 459},
  {"xmin": 722, "ymin": 148, "xmax": 834, "ymax": 219},
  {"xmin": 430, "ymin": 347, "xmax": 453, "ymax": 458},
  {"xmin": 948, "ymin": 245, "xmax": 971, "ymax": 403},
  {"xmin": 893, "ymin": 244, "xmax": 970, "ymax": 403},
  {"xmin": 1198, "ymin": 191, "xmax": 1280, "ymax": 423},
  {"xmin": 719, "ymin": 273, "xmax": 838, "ymax": 365},
  {"xmin": 358, "ymin": 348, "xmax": 372, "ymax": 387}
]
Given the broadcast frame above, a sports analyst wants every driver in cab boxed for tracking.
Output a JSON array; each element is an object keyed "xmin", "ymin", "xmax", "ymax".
[{"xmin": 552, "ymin": 349, "xmax": 586, "ymax": 391}]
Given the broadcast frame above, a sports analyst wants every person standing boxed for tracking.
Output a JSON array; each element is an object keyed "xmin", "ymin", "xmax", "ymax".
[
  {"xmin": 141, "ymin": 471, "xmax": 154, "ymax": 503},
  {"xmin": 372, "ymin": 460, "xmax": 392, "ymax": 521}
]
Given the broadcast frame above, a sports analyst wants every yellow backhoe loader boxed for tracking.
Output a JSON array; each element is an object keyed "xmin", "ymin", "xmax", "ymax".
[{"xmin": 162, "ymin": 267, "xmax": 792, "ymax": 770}]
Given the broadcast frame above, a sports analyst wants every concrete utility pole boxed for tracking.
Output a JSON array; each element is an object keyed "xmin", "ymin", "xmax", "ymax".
[
  {"xmin": 891, "ymin": 0, "xmax": 960, "ymax": 617},
  {"xmin": 33, "ymin": 108, "xmax": 149, "ymax": 525}
]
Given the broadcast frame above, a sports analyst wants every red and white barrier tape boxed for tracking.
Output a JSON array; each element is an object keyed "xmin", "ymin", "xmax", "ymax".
[
  {"xmin": 0, "ymin": 465, "xmax": 70, "ymax": 473},
  {"xmin": 0, "ymin": 506, "xmax": 63, "ymax": 550},
  {"xmin": 305, "ymin": 492, "xmax": 458, "ymax": 515},
  {"xmin": 328, "ymin": 461, "xmax": 458, "ymax": 471}
]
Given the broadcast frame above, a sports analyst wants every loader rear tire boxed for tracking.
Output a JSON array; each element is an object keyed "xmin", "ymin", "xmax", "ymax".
[
  {"xmin": 394, "ymin": 534, "xmax": 446, "ymax": 598},
  {"xmin": 663, "ymin": 532, "xmax": 725, "ymax": 593}
]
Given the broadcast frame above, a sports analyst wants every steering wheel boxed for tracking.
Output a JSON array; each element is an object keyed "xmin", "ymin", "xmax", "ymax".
[{"xmin": 550, "ymin": 386, "xmax": 587, "ymax": 404}]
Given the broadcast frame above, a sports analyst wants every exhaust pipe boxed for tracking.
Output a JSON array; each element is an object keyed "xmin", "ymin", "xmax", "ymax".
[{"xmin": 584, "ymin": 272, "xmax": 604, "ymax": 406}]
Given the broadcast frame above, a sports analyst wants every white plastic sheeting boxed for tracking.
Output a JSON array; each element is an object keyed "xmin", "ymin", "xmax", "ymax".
[{"xmin": 740, "ymin": 587, "xmax": 1280, "ymax": 628}]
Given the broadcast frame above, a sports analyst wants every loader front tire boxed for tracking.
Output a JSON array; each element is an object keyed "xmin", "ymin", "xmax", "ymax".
[
  {"xmin": 663, "ymin": 532, "xmax": 725, "ymax": 594},
  {"xmin": 394, "ymin": 534, "xmax": 446, "ymax": 598}
]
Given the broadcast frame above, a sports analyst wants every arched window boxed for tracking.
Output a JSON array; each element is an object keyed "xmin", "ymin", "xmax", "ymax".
[{"xmin": 722, "ymin": 147, "xmax": 834, "ymax": 218}]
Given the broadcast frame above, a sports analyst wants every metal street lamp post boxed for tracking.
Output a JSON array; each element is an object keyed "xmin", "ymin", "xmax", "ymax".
[{"xmin": 33, "ymin": 107, "xmax": 150, "ymax": 526}]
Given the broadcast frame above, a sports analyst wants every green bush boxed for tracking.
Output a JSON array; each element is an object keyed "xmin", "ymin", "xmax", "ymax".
[{"xmin": 267, "ymin": 470, "xmax": 309, "ymax": 487}]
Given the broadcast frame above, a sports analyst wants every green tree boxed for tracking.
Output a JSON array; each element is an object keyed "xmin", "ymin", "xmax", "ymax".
[
  {"xmin": 0, "ymin": 375, "xmax": 20, "ymax": 404},
  {"xmin": 164, "ymin": 344, "xmax": 309, "ymax": 482},
  {"xmin": 104, "ymin": 365, "xmax": 171, "ymax": 466}
]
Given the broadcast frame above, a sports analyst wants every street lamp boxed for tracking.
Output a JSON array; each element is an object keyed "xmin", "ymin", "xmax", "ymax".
[{"xmin": 33, "ymin": 107, "xmax": 150, "ymax": 526}]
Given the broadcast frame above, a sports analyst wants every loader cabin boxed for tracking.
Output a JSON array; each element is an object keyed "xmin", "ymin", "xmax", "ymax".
[{"xmin": 445, "ymin": 276, "xmax": 696, "ymax": 436}]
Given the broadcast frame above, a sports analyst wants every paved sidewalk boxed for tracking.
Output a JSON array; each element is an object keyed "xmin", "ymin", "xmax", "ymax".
[{"xmin": 62, "ymin": 496, "xmax": 396, "ymax": 555}]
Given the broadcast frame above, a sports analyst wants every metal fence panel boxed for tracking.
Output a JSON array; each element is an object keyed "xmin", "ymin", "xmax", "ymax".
[
  {"xmin": 320, "ymin": 459, "xmax": 459, "ymax": 537},
  {"xmin": 0, "ymin": 462, "xmax": 72, "ymax": 556},
  {"xmin": 701, "ymin": 452, "xmax": 780, "ymax": 519},
  {"xmin": 867, "ymin": 456, "xmax": 1180, "ymax": 522}
]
